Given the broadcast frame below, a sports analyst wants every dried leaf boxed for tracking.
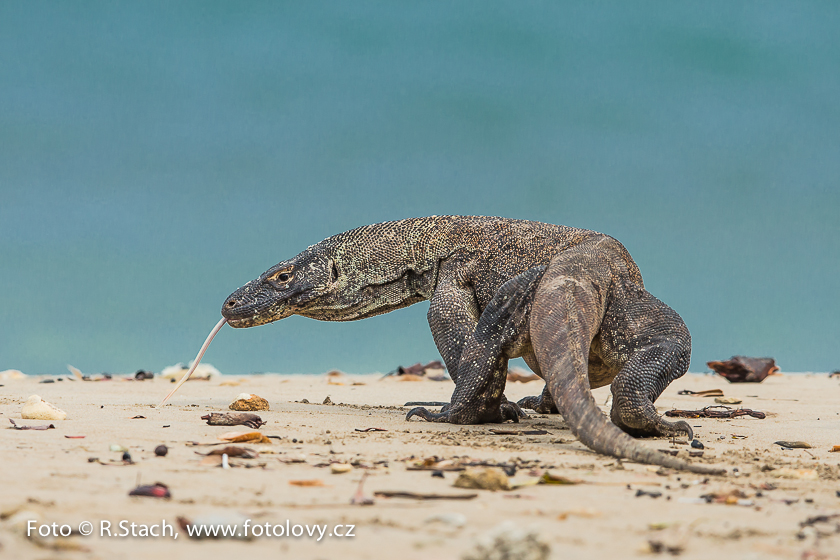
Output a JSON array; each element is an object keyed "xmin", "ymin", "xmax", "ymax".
[
  {"xmin": 774, "ymin": 441, "xmax": 812, "ymax": 449},
  {"xmin": 218, "ymin": 431, "xmax": 271, "ymax": 444},
  {"xmin": 289, "ymin": 479, "xmax": 326, "ymax": 487}
]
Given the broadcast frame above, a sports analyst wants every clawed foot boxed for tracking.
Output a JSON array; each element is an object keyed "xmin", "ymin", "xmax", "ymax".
[
  {"xmin": 501, "ymin": 396, "xmax": 529, "ymax": 419},
  {"xmin": 405, "ymin": 402, "xmax": 521, "ymax": 424},
  {"xmin": 614, "ymin": 415, "xmax": 694, "ymax": 440},
  {"xmin": 517, "ymin": 394, "xmax": 558, "ymax": 414}
]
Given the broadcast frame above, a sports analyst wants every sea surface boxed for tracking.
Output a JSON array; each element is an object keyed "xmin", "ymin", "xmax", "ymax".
[{"xmin": 1, "ymin": 2, "xmax": 838, "ymax": 375}]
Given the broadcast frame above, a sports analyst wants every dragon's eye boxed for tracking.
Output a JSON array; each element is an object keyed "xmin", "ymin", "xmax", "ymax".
[{"xmin": 268, "ymin": 268, "xmax": 294, "ymax": 284}]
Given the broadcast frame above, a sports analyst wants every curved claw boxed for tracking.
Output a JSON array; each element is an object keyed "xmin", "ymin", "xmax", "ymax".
[
  {"xmin": 517, "ymin": 395, "xmax": 558, "ymax": 414},
  {"xmin": 500, "ymin": 403, "xmax": 522, "ymax": 423},
  {"xmin": 668, "ymin": 419, "xmax": 693, "ymax": 440},
  {"xmin": 406, "ymin": 407, "xmax": 445, "ymax": 422}
]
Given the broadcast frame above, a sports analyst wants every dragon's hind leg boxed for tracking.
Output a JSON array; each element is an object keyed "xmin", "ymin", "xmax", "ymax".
[{"xmin": 609, "ymin": 342, "xmax": 694, "ymax": 439}]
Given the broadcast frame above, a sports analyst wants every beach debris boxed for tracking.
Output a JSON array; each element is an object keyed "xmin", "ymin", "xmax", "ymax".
[
  {"xmin": 134, "ymin": 370, "xmax": 154, "ymax": 380},
  {"xmin": 382, "ymin": 360, "xmax": 448, "ymax": 381},
  {"xmin": 289, "ymin": 479, "xmax": 327, "ymax": 487},
  {"xmin": 489, "ymin": 429, "xmax": 551, "ymax": 436},
  {"xmin": 110, "ymin": 444, "xmax": 128, "ymax": 452},
  {"xmin": 66, "ymin": 365, "xmax": 111, "ymax": 381},
  {"xmin": 707, "ymin": 356, "xmax": 779, "ymax": 382},
  {"xmin": 425, "ymin": 512, "xmax": 467, "ymax": 528},
  {"xmin": 205, "ymin": 446, "xmax": 258, "ymax": 458},
  {"xmin": 507, "ymin": 367, "xmax": 540, "ymax": 383},
  {"xmin": 374, "ymin": 491, "xmax": 478, "ymax": 500},
  {"xmin": 322, "ymin": 396, "xmax": 333, "ymax": 405},
  {"xmin": 178, "ymin": 512, "xmax": 253, "ymax": 540},
  {"xmin": 349, "ymin": 472, "xmax": 375, "ymax": 505},
  {"xmin": 691, "ymin": 439, "xmax": 704, "ymax": 449},
  {"xmin": 8, "ymin": 419, "xmax": 55, "ymax": 430},
  {"xmin": 218, "ymin": 431, "xmax": 272, "ymax": 444},
  {"xmin": 774, "ymin": 441, "xmax": 812, "ymax": 449},
  {"xmin": 331, "ymin": 463, "xmax": 353, "ymax": 474},
  {"xmin": 830, "ymin": 445, "xmax": 840, "ymax": 453},
  {"xmin": 635, "ymin": 489, "xmax": 662, "ymax": 499},
  {"xmin": 644, "ymin": 540, "xmax": 684, "ymax": 555},
  {"xmin": 769, "ymin": 468, "xmax": 818, "ymax": 480},
  {"xmin": 714, "ymin": 397, "xmax": 743, "ymax": 405},
  {"xmin": 229, "ymin": 393, "xmax": 270, "ymax": 411},
  {"xmin": 130, "ymin": 415, "xmax": 146, "ymax": 419},
  {"xmin": 829, "ymin": 371, "xmax": 840, "ymax": 378},
  {"xmin": 21, "ymin": 395, "xmax": 67, "ymax": 421},
  {"xmin": 221, "ymin": 454, "xmax": 230, "ymax": 469},
  {"xmin": 122, "ymin": 452, "xmax": 133, "ymax": 463},
  {"xmin": 201, "ymin": 412, "xmax": 266, "ymax": 428},
  {"xmin": 278, "ymin": 453, "xmax": 307, "ymax": 463},
  {"xmin": 0, "ymin": 369, "xmax": 26, "ymax": 380},
  {"xmin": 326, "ymin": 370, "xmax": 363, "ymax": 386},
  {"xmin": 39, "ymin": 378, "xmax": 55, "ymax": 383},
  {"xmin": 699, "ymin": 489, "xmax": 754, "ymax": 506},
  {"xmin": 557, "ymin": 509, "xmax": 601, "ymax": 521},
  {"xmin": 540, "ymin": 472, "xmax": 580, "ymax": 485},
  {"xmin": 454, "ymin": 467, "xmax": 511, "ymax": 491},
  {"xmin": 155, "ymin": 445, "xmax": 168, "ymax": 457},
  {"xmin": 65, "ymin": 435, "xmax": 85, "ymax": 439},
  {"xmin": 665, "ymin": 405, "xmax": 766, "ymax": 419},
  {"xmin": 161, "ymin": 361, "xmax": 222, "ymax": 382},
  {"xmin": 463, "ymin": 522, "xmax": 550, "ymax": 560},
  {"xmin": 129, "ymin": 482, "xmax": 170, "ymax": 498},
  {"xmin": 219, "ymin": 378, "xmax": 245, "ymax": 387},
  {"xmin": 158, "ymin": 318, "xmax": 227, "ymax": 406},
  {"xmin": 678, "ymin": 388, "xmax": 724, "ymax": 397},
  {"xmin": 355, "ymin": 427, "xmax": 388, "ymax": 432},
  {"xmin": 408, "ymin": 457, "xmax": 466, "ymax": 471}
]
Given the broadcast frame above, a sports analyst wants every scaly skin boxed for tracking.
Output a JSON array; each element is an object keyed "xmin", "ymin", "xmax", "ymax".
[{"xmin": 222, "ymin": 216, "xmax": 724, "ymax": 474}]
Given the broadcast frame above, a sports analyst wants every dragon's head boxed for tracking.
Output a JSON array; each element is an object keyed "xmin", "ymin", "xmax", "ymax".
[{"xmin": 221, "ymin": 250, "xmax": 340, "ymax": 327}]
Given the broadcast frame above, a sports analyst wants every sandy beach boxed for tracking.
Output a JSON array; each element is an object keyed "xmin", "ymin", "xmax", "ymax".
[{"xmin": 1, "ymin": 370, "xmax": 838, "ymax": 559}]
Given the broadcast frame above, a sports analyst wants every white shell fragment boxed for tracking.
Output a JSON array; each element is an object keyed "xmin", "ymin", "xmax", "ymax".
[
  {"xmin": 0, "ymin": 369, "xmax": 27, "ymax": 381},
  {"xmin": 330, "ymin": 463, "xmax": 353, "ymax": 474},
  {"xmin": 21, "ymin": 395, "xmax": 67, "ymax": 421}
]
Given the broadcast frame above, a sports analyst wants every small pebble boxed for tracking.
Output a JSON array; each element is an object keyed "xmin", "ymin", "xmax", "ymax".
[
  {"xmin": 122, "ymin": 452, "xmax": 132, "ymax": 463},
  {"xmin": 154, "ymin": 445, "xmax": 168, "ymax": 457},
  {"xmin": 330, "ymin": 463, "xmax": 352, "ymax": 474},
  {"xmin": 432, "ymin": 470, "xmax": 445, "ymax": 478},
  {"xmin": 691, "ymin": 439, "xmax": 704, "ymax": 449}
]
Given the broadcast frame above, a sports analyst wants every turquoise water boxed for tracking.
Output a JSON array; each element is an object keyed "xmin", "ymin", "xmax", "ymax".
[{"xmin": 1, "ymin": 2, "xmax": 838, "ymax": 375}]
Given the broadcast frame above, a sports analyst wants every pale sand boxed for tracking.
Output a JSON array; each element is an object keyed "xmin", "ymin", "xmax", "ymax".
[{"xmin": 1, "ymin": 372, "xmax": 839, "ymax": 559}]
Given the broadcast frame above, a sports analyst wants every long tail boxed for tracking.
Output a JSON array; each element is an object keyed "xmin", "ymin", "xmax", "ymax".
[
  {"xmin": 551, "ymin": 364, "xmax": 725, "ymax": 475},
  {"xmin": 530, "ymin": 261, "xmax": 725, "ymax": 476}
]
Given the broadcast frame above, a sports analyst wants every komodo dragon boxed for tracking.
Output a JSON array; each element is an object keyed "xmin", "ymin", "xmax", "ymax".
[{"xmin": 221, "ymin": 216, "xmax": 725, "ymax": 475}]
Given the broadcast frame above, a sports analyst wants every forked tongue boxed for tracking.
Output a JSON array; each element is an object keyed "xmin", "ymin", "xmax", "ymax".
[{"xmin": 158, "ymin": 317, "xmax": 227, "ymax": 407}]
